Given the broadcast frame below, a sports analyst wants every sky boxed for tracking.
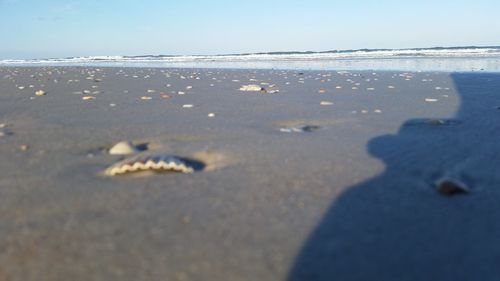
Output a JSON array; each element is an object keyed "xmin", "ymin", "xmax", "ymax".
[{"xmin": 0, "ymin": 0, "xmax": 499, "ymax": 59}]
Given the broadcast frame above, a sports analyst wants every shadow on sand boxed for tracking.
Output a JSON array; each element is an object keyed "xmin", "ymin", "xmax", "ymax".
[{"xmin": 288, "ymin": 73, "xmax": 500, "ymax": 281}]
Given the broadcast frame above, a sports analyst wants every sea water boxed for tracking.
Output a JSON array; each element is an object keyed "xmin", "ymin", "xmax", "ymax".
[{"xmin": 1, "ymin": 47, "xmax": 500, "ymax": 72}]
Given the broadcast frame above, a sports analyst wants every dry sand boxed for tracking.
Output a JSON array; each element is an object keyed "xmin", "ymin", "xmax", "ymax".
[{"xmin": 1, "ymin": 67, "xmax": 500, "ymax": 280}]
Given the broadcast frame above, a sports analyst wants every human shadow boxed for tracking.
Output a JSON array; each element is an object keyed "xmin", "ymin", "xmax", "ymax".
[{"xmin": 288, "ymin": 73, "xmax": 500, "ymax": 281}]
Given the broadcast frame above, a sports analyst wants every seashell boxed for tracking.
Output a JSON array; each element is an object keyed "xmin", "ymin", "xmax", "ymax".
[
  {"xmin": 35, "ymin": 90, "xmax": 46, "ymax": 96},
  {"xmin": 320, "ymin": 101, "xmax": 334, "ymax": 106},
  {"xmin": 104, "ymin": 154, "xmax": 198, "ymax": 176},
  {"xmin": 239, "ymin": 84, "xmax": 265, "ymax": 92},
  {"xmin": 109, "ymin": 141, "xmax": 138, "ymax": 155},
  {"xmin": 279, "ymin": 125, "xmax": 320, "ymax": 133}
]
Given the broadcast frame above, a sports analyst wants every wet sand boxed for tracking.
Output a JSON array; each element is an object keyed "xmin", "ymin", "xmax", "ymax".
[{"xmin": 1, "ymin": 67, "xmax": 500, "ymax": 280}]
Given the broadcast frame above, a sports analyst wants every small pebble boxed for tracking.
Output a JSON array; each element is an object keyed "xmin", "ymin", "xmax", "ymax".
[
  {"xmin": 20, "ymin": 144, "xmax": 29, "ymax": 151},
  {"xmin": 82, "ymin": 96, "xmax": 96, "ymax": 100},
  {"xmin": 436, "ymin": 178, "xmax": 469, "ymax": 196},
  {"xmin": 141, "ymin": 96, "xmax": 152, "ymax": 100},
  {"xmin": 35, "ymin": 90, "xmax": 46, "ymax": 96},
  {"xmin": 425, "ymin": 98, "xmax": 438, "ymax": 102},
  {"xmin": 183, "ymin": 104, "xmax": 193, "ymax": 108},
  {"xmin": 208, "ymin": 113, "xmax": 216, "ymax": 117}
]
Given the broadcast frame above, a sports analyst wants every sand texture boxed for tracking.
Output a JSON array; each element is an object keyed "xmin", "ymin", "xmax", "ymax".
[{"xmin": 1, "ymin": 67, "xmax": 500, "ymax": 281}]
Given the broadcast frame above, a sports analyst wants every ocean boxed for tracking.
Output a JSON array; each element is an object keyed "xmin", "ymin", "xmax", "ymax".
[{"xmin": 1, "ymin": 47, "xmax": 500, "ymax": 72}]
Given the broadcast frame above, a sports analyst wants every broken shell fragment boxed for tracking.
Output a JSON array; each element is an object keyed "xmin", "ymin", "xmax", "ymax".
[
  {"xmin": 279, "ymin": 125, "xmax": 320, "ymax": 133},
  {"xmin": 239, "ymin": 84, "xmax": 265, "ymax": 92},
  {"xmin": 104, "ymin": 154, "xmax": 197, "ymax": 176}
]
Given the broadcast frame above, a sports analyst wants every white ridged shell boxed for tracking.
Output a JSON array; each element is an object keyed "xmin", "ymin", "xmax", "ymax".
[{"xmin": 105, "ymin": 154, "xmax": 194, "ymax": 176}]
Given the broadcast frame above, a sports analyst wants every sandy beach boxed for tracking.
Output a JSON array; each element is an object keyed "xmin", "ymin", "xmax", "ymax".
[{"xmin": 1, "ymin": 66, "xmax": 500, "ymax": 280}]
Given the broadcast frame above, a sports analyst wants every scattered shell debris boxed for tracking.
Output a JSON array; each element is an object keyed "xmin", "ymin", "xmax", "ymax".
[{"xmin": 104, "ymin": 154, "xmax": 202, "ymax": 176}]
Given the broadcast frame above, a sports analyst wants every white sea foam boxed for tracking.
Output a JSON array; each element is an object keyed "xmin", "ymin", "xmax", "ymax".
[{"xmin": 2, "ymin": 47, "xmax": 500, "ymax": 71}]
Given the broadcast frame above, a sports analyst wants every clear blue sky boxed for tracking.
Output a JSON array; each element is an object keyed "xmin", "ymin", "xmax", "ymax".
[{"xmin": 1, "ymin": 0, "xmax": 499, "ymax": 59}]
